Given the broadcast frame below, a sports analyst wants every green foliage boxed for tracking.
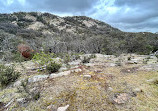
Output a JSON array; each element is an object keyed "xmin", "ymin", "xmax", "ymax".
[
  {"xmin": 17, "ymin": 79, "xmax": 41, "ymax": 101},
  {"xmin": 128, "ymin": 57, "xmax": 131, "ymax": 61},
  {"xmin": 56, "ymin": 53, "xmax": 82, "ymax": 64},
  {"xmin": 153, "ymin": 79, "xmax": 158, "ymax": 86},
  {"xmin": 33, "ymin": 52, "xmax": 62, "ymax": 73},
  {"xmin": 29, "ymin": 12, "xmax": 38, "ymax": 17},
  {"xmin": 1, "ymin": 12, "xmax": 158, "ymax": 58},
  {"xmin": 33, "ymin": 52, "xmax": 56, "ymax": 66},
  {"xmin": 11, "ymin": 52, "xmax": 26, "ymax": 62},
  {"xmin": 2, "ymin": 51, "xmax": 29, "ymax": 62},
  {"xmin": 82, "ymin": 54, "xmax": 96, "ymax": 63},
  {"xmin": 90, "ymin": 54, "xmax": 96, "ymax": 58},
  {"xmin": 73, "ymin": 53, "xmax": 81, "ymax": 60},
  {"xmin": 63, "ymin": 54, "xmax": 71, "ymax": 64},
  {"xmin": 46, "ymin": 62, "xmax": 61, "ymax": 73},
  {"xmin": 32, "ymin": 91, "xmax": 41, "ymax": 100},
  {"xmin": 82, "ymin": 57, "xmax": 91, "ymax": 63},
  {"xmin": 0, "ymin": 64, "xmax": 20, "ymax": 87}
]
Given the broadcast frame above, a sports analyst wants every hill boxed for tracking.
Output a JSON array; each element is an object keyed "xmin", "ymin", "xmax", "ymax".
[
  {"xmin": 0, "ymin": 12, "xmax": 158, "ymax": 62},
  {"xmin": 0, "ymin": 12, "xmax": 158, "ymax": 111}
]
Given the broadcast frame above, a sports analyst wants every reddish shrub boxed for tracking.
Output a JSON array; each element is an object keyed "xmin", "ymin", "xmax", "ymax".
[{"xmin": 17, "ymin": 44, "xmax": 33, "ymax": 58}]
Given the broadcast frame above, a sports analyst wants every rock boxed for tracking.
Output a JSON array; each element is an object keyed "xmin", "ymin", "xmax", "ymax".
[
  {"xmin": 130, "ymin": 59, "xmax": 139, "ymax": 64},
  {"xmin": 4, "ymin": 99, "xmax": 14, "ymax": 108},
  {"xmin": 47, "ymin": 104, "xmax": 57, "ymax": 111},
  {"xmin": 84, "ymin": 63, "xmax": 94, "ymax": 67},
  {"xmin": 133, "ymin": 88, "xmax": 143, "ymax": 93},
  {"xmin": 109, "ymin": 63, "xmax": 116, "ymax": 67},
  {"xmin": 59, "ymin": 67, "xmax": 68, "ymax": 72},
  {"xmin": 28, "ymin": 75, "xmax": 49, "ymax": 83},
  {"xmin": 139, "ymin": 64, "xmax": 158, "ymax": 71},
  {"xmin": 113, "ymin": 93, "xmax": 130, "ymax": 104},
  {"xmin": 17, "ymin": 98, "xmax": 28, "ymax": 105},
  {"xmin": 108, "ymin": 87, "xmax": 113, "ymax": 91},
  {"xmin": 68, "ymin": 60, "xmax": 81, "ymax": 66},
  {"xmin": 154, "ymin": 50, "xmax": 158, "ymax": 56},
  {"xmin": 95, "ymin": 54, "xmax": 106, "ymax": 58},
  {"xmin": 83, "ymin": 75, "xmax": 92, "ymax": 79},
  {"xmin": 25, "ymin": 14, "xmax": 37, "ymax": 21},
  {"xmin": 71, "ymin": 68, "xmax": 82, "ymax": 73},
  {"xmin": 27, "ymin": 22, "xmax": 45, "ymax": 30},
  {"xmin": 49, "ymin": 71, "xmax": 71, "ymax": 78},
  {"xmin": 94, "ymin": 70, "xmax": 102, "ymax": 73},
  {"xmin": 47, "ymin": 105, "xmax": 53, "ymax": 110},
  {"xmin": 126, "ymin": 61, "xmax": 137, "ymax": 64},
  {"xmin": 29, "ymin": 86, "xmax": 40, "ymax": 95},
  {"xmin": 70, "ymin": 66, "xmax": 80, "ymax": 69},
  {"xmin": 57, "ymin": 105, "xmax": 69, "ymax": 111},
  {"xmin": 13, "ymin": 80, "xmax": 22, "ymax": 87}
]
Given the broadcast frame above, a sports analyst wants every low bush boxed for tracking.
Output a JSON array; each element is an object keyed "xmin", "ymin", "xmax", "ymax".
[
  {"xmin": 63, "ymin": 54, "xmax": 71, "ymax": 64},
  {"xmin": 56, "ymin": 53, "xmax": 82, "ymax": 64},
  {"xmin": 82, "ymin": 54, "xmax": 96, "ymax": 63},
  {"xmin": 46, "ymin": 62, "xmax": 61, "ymax": 73},
  {"xmin": 17, "ymin": 79, "xmax": 41, "ymax": 101},
  {"xmin": 82, "ymin": 57, "xmax": 91, "ymax": 63},
  {"xmin": 32, "ymin": 52, "xmax": 56, "ymax": 66},
  {"xmin": 0, "ymin": 64, "xmax": 20, "ymax": 87}
]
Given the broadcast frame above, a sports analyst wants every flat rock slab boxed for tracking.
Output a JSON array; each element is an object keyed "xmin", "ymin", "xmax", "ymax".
[
  {"xmin": 49, "ymin": 70, "xmax": 71, "ymax": 78},
  {"xmin": 16, "ymin": 68, "xmax": 82, "ymax": 85},
  {"xmin": 28, "ymin": 75, "xmax": 49, "ymax": 83},
  {"xmin": 139, "ymin": 64, "xmax": 158, "ymax": 71},
  {"xmin": 57, "ymin": 105, "xmax": 69, "ymax": 111}
]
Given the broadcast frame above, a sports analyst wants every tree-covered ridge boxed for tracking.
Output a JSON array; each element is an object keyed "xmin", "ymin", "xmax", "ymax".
[{"xmin": 0, "ymin": 12, "xmax": 158, "ymax": 61}]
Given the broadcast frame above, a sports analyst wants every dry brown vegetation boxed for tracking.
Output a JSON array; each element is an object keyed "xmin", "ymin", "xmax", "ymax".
[{"xmin": 0, "ymin": 54, "xmax": 157, "ymax": 111}]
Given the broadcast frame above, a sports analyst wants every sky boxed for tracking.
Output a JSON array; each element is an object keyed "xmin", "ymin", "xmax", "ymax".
[{"xmin": 0, "ymin": 0, "xmax": 158, "ymax": 33}]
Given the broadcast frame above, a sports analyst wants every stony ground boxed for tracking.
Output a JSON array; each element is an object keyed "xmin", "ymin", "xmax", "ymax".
[{"xmin": 0, "ymin": 54, "xmax": 158, "ymax": 111}]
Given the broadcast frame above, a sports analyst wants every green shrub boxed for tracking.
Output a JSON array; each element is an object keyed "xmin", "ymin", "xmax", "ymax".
[
  {"xmin": 82, "ymin": 57, "xmax": 91, "ymax": 63},
  {"xmin": 63, "ymin": 54, "xmax": 70, "ymax": 64},
  {"xmin": 46, "ymin": 62, "xmax": 61, "ymax": 73},
  {"xmin": 82, "ymin": 54, "xmax": 96, "ymax": 63},
  {"xmin": 56, "ymin": 53, "xmax": 82, "ymax": 64},
  {"xmin": 11, "ymin": 52, "xmax": 27, "ymax": 62},
  {"xmin": 90, "ymin": 54, "xmax": 96, "ymax": 59},
  {"xmin": 156, "ymin": 55, "xmax": 158, "ymax": 61},
  {"xmin": 17, "ymin": 79, "xmax": 41, "ymax": 101},
  {"xmin": 127, "ymin": 57, "xmax": 131, "ymax": 61},
  {"xmin": 2, "ymin": 51, "xmax": 28, "ymax": 63},
  {"xmin": 33, "ymin": 52, "xmax": 56, "ymax": 66},
  {"xmin": 0, "ymin": 64, "xmax": 20, "ymax": 87}
]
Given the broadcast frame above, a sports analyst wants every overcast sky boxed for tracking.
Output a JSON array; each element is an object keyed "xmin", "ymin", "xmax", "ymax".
[{"xmin": 0, "ymin": 0, "xmax": 158, "ymax": 33}]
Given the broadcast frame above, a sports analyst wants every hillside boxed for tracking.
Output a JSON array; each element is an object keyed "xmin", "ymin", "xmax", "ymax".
[
  {"xmin": 0, "ymin": 12, "xmax": 158, "ymax": 62},
  {"xmin": 0, "ymin": 12, "xmax": 158, "ymax": 111}
]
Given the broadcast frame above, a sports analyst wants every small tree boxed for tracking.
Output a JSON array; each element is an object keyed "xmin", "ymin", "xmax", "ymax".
[{"xmin": 0, "ymin": 64, "xmax": 20, "ymax": 87}]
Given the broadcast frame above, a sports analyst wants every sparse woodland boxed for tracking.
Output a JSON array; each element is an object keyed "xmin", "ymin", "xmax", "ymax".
[
  {"xmin": 0, "ymin": 12, "xmax": 158, "ymax": 111},
  {"xmin": 0, "ymin": 12, "xmax": 158, "ymax": 62}
]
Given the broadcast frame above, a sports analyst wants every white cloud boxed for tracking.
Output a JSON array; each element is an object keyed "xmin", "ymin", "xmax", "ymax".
[
  {"xmin": 1, "ymin": 0, "xmax": 14, "ymax": 6},
  {"xmin": 7, "ymin": 0, "xmax": 14, "ymax": 5},
  {"xmin": 18, "ymin": 0, "xmax": 26, "ymax": 5}
]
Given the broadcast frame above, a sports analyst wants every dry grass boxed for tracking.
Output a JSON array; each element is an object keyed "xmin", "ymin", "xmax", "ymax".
[{"xmin": 2, "ymin": 59, "xmax": 158, "ymax": 111}]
